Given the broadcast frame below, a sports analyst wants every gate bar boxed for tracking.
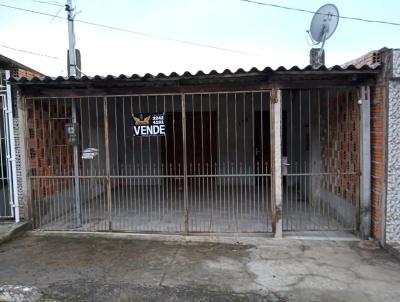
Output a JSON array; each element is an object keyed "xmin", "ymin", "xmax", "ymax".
[
  {"xmin": 271, "ymin": 89, "xmax": 283, "ymax": 238},
  {"xmin": 182, "ymin": 94, "xmax": 189, "ymax": 234},
  {"xmin": 359, "ymin": 86, "xmax": 371, "ymax": 239},
  {"xmin": 104, "ymin": 97, "xmax": 112, "ymax": 231}
]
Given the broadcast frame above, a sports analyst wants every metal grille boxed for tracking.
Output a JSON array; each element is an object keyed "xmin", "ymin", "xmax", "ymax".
[
  {"xmin": 27, "ymin": 91, "xmax": 272, "ymax": 233},
  {"xmin": 281, "ymin": 88, "xmax": 360, "ymax": 231},
  {"xmin": 27, "ymin": 88, "xmax": 361, "ymax": 233},
  {"xmin": 184, "ymin": 93, "xmax": 271, "ymax": 232},
  {"xmin": 0, "ymin": 71, "xmax": 13, "ymax": 218}
]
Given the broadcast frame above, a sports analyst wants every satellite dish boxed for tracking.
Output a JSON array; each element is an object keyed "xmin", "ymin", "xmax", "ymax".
[{"xmin": 307, "ymin": 3, "xmax": 339, "ymax": 66}]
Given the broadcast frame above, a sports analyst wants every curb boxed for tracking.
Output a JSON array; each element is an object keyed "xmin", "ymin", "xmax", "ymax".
[
  {"xmin": 28, "ymin": 230, "xmax": 266, "ymax": 245},
  {"xmin": 0, "ymin": 222, "xmax": 31, "ymax": 245},
  {"xmin": 28, "ymin": 229, "xmax": 359, "ymax": 245},
  {"xmin": 385, "ymin": 242, "xmax": 400, "ymax": 262}
]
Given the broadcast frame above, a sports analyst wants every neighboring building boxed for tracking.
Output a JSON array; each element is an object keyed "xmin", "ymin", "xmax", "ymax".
[
  {"xmin": 0, "ymin": 54, "xmax": 43, "ymax": 222},
  {"xmin": 0, "ymin": 54, "xmax": 43, "ymax": 78},
  {"xmin": 6, "ymin": 47, "xmax": 400, "ymax": 254},
  {"xmin": 346, "ymin": 48, "xmax": 400, "ymax": 253}
]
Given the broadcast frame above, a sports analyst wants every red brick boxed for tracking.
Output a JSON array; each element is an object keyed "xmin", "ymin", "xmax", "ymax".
[{"xmin": 372, "ymin": 162, "xmax": 383, "ymax": 177}]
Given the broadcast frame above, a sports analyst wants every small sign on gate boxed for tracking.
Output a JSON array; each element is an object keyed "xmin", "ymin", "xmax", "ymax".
[{"xmin": 132, "ymin": 113, "xmax": 165, "ymax": 137}]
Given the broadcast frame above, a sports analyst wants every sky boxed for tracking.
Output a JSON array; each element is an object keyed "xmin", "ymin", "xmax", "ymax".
[{"xmin": 0, "ymin": 0, "xmax": 399, "ymax": 77}]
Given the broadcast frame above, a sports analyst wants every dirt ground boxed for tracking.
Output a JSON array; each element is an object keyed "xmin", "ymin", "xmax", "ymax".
[{"xmin": 0, "ymin": 233, "xmax": 400, "ymax": 302}]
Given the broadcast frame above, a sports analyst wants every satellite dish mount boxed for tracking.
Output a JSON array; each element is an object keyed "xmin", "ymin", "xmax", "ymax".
[{"xmin": 307, "ymin": 4, "xmax": 339, "ymax": 67}]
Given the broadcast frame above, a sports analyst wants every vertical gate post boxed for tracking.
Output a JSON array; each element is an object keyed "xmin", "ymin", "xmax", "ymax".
[
  {"xmin": 271, "ymin": 89, "xmax": 283, "ymax": 238},
  {"xmin": 181, "ymin": 94, "xmax": 189, "ymax": 234},
  {"xmin": 360, "ymin": 86, "xmax": 371, "ymax": 239},
  {"xmin": 104, "ymin": 97, "xmax": 112, "ymax": 231},
  {"xmin": 71, "ymin": 99, "xmax": 81, "ymax": 227},
  {"xmin": 271, "ymin": 89, "xmax": 283, "ymax": 237},
  {"xmin": 5, "ymin": 70, "xmax": 20, "ymax": 222}
]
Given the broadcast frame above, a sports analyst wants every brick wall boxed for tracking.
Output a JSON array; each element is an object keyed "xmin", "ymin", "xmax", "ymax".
[
  {"xmin": 11, "ymin": 68, "xmax": 41, "ymax": 78},
  {"xmin": 1, "ymin": 67, "xmax": 41, "ymax": 221},
  {"xmin": 27, "ymin": 100, "xmax": 73, "ymax": 200},
  {"xmin": 321, "ymin": 90, "xmax": 360, "ymax": 205},
  {"xmin": 346, "ymin": 48, "xmax": 389, "ymax": 240},
  {"xmin": 11, "ymin": 68, "xmax": 43, "ymax": 220},
  {"xmin": 370, "ymin": 81, "xmax": 385, "ymax": 239}
]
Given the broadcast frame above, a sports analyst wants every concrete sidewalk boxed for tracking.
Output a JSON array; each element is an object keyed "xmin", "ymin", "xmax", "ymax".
[
  {"xmin": 0, "ymin": 232, "xmax": 400, "ymax": 301},
  {"xmin": 0, "ymin": 222, "xmax": 29, "ymax": 245}
]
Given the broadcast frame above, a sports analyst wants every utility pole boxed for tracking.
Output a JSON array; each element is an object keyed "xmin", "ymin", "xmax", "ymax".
[
  {"xmin": 66, "ymin": 0, "xmax": 81, "ymax": 227},
  {"xmin": 66, "ymin": 0, "xmax": 77, "ymax": 77}
]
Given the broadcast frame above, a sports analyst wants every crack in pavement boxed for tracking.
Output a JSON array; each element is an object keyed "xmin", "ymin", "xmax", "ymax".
[{"xmin": 158, "ymin": 244, "xmax": 181, "ymax": 287}]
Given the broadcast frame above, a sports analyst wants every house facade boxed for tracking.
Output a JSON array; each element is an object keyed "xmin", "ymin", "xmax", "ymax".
[
  {"xmin": 0, "ymin": 54, "xmax": 43, "ymax": 223},
  {"xmin": 6, "ymin": 48, "xmax": 400, "ymax": 252}
]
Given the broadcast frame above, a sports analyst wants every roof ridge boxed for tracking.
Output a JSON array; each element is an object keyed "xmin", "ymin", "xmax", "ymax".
[{"xmin": 8, "ymin": 64, "xmax": 381, "ymax": 83}]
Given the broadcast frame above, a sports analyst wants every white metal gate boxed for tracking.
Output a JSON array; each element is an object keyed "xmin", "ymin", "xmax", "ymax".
[{"xmin": 0, "ymin": 70, "xmax": 19, "ymax": 221}]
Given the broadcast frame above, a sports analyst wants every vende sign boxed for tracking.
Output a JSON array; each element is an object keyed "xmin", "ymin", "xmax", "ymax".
[{"xmin": 132, "ymin": 113, "xmax": 166, "ymax": 137}]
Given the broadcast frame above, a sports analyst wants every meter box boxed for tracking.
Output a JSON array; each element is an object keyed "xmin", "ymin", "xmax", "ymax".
[{"xmin": 65, "ymin": 123, "xmax": 79, "ymax": 145}]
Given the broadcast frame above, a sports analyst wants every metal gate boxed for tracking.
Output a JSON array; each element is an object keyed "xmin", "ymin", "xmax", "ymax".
[
  {"xmin": 28, "ymin": 91, "xmax": 273, "ymax": 233},
  {"xmin": 27, "ymin": 87, "xmax": 361, "ymax": 233},
  {"xmin": 281, "ymin": 88, "xmax": 360, "ymax": 231},
  {"xmin": 0, "ymin": 70, "xmax": 18, "ymax": 220}
]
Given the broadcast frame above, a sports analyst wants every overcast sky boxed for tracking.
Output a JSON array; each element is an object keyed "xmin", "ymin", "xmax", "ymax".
[{"xmin": 0, "ymin": 0, "xmax": 399, "ymax": 76}]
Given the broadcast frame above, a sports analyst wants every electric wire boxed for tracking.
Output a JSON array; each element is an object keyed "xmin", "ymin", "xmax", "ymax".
[
  {"xmin": 240, "ymin": 0, "xmax": 400, "ymax": 27},
  {"xmin": 0, "ymin": 44, "xmax": 59, "ymax": 59},
  {"xmin": 48, "ymin": 6, "xmax": 63, "ymax": 25},
  {"xmin": 18, "ymin": 0, "xmax": 63, "ymax": 7},
  {"xmin": 0, "ymin": 3, "xmax": 257, "ymax": 56}
]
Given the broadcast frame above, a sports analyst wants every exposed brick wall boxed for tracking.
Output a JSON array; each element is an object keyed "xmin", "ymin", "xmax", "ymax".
[
  {"xmin": 370, "ymin": 81, "xmax": 386, "ymax": 239},
  {"xmin": 346, "ymin": 48, "xmax": 390, "ymax": 240},
  {"xmin": 321, "ymin": 90, "xmax": 360, "ymax": 205},
  {"xmin": 27, "ymin": 100, "xmax": 73, "ymax": 200},
  {"xmin": 343, "ymin": 50, "xmax": 382, "ymax": 67},
  {"xmin": 16, "ymin": 68, "xmax": 43, "ymax": 219},
  {"xmin": 11, "ymin": 68, "xmax": 41, "ymax": 78}
]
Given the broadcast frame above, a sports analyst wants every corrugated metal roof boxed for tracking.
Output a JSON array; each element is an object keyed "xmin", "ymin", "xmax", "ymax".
[{"xmin": 9, "ymin": 64, "xmax": 380, "ymax": 84}]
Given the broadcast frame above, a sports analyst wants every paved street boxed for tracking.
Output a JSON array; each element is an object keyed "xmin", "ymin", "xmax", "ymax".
[{"xmin": 0, "ymin": 233, "xmax": 400, "ymax": 301}]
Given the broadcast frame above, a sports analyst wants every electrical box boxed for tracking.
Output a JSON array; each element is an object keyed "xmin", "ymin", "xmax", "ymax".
[{"xmin": 65, "ymin": 123, "xmax": 79, "ymax": 145}]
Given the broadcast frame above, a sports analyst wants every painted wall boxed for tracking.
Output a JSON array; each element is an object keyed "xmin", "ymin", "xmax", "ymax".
[{"xmin": 386, "ymin": 49, "xmax": 400, "ymax": 245}]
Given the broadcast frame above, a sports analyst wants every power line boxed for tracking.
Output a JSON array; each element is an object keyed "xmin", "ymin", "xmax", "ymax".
[
  {"xmin": 240, "ymin": 0, "xmax": 400, "ymax": 26},
  {"xmin": 18, "ymin": 0, "xmax": 63, "ymax": 7},
  {"xmin": 0, "ymin": 44, "xmax": 59, "ymax": 59},
  {"xmin": 16, "ymin": 0, "xmax": 65, "ymax": 25},
  {"xmin": 0, "ymin": 3, "xmax": 257, "ymax": 56}
]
